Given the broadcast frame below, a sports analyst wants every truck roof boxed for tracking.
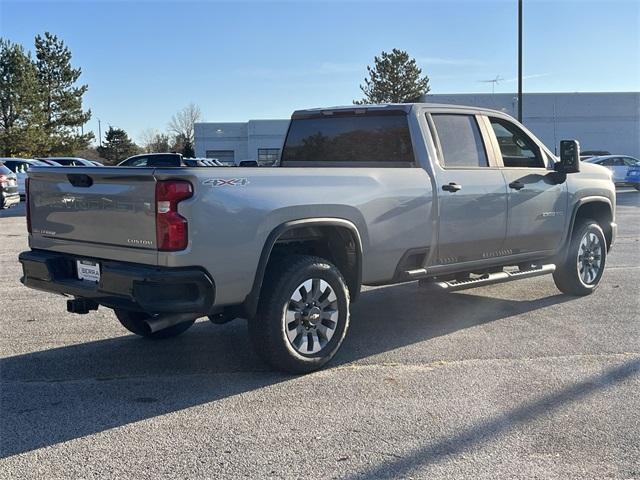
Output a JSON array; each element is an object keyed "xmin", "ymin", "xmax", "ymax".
[{"xmin": 291, "ymin": 103, "xmax": 507, "ymax": 119}]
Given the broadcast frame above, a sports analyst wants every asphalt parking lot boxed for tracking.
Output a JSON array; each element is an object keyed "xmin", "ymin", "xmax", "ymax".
[{"xmin": 1, "ymin": 192, "xmax": 639, "ymax": 479}]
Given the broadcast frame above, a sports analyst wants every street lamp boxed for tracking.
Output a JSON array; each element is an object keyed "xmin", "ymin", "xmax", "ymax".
[{"xmin": 518, "ymin": 0, "xmax": 523, "ymax": 122}]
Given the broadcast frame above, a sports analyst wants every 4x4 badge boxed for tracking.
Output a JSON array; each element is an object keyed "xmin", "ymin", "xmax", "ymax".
[{"xmin": 203, "ymin": 178, "xmax": 249, "ymax": 187}]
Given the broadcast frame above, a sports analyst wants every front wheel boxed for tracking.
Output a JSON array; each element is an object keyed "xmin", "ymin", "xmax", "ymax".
[
  {"xmin": 553, "ymin": 219, "xmax": 607, "ymax": 295},
  {"xmin": 249, "ymin": 255, "xmax": 350, "ymax": 374},
  {"xmin": 114, "ymin": 309, "xmax": 195, "ymax": 339}
]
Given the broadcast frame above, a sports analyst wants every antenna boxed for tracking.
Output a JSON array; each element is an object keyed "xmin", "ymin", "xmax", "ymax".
[{"xmin": 478, "ymin": 75, "xmax": 504, "ymax": 94}]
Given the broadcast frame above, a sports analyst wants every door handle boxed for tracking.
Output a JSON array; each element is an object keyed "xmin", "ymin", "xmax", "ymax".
[
  {"xmin": 442, "ymin": 182, "xmax": 462, "ymax": 192},
  {"xmin": 509, "ymin": 181, "xmax": 525, "ymax": 190}
]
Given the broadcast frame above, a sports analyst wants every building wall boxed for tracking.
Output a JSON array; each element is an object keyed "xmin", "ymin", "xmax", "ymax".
[
  {"xmin": 195, "ymin": 119, "xmax": 289, "ymax": 164},
  {"xmin": 423, "ymin": 92, "xmax": 640, "ymax": 157},
  {"xmin": 194, "ymin": 92, "xmax": 640, "ymax": 162}
]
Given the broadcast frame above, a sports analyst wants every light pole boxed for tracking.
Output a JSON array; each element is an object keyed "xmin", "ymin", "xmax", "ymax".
[
  {"xmin": 518, "ymin": 0, "xmax": 523, "ymax": 123},
  {"xmin": 98, "ymin": 119, "xmax": 102, "ymax": 147}
]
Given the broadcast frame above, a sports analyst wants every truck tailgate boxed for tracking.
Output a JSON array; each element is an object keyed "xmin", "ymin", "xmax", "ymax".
[{"xmin": 28, "ymin": 167, "xmax": 158, "ymax": 251}]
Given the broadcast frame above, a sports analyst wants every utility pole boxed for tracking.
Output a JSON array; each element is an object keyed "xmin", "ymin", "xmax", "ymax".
[
  {"xmin": 98, "ymin": 119, "xmax": 102, "ymax": 147},
  {"xmin": 518, "ymin": 0, "xmax": 523, "ymax": 123}
]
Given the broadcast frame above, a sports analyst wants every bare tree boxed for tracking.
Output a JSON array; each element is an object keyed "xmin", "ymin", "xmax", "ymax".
[
  {"xmin": 139, "ymin": 128, "xmax": 171, "ymax": 153},
  {"xmin": 168, "ymin": 103, "xmax": 201, "ymax": 145}
]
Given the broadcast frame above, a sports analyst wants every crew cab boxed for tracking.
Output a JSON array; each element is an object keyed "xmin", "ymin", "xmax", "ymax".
[{"xmin": 18, "ymin": 104, "xmax": 617, "ymax": 373}]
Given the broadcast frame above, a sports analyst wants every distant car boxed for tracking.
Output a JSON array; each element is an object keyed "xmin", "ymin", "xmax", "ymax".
[
  {"xmin": 38, "ymin": 157, "xmax": 98, "ymax": 167},
  {"xmin": 118, "ymin": 153, "xmax": 223, "ymax": 167},
  {"xmin": 0, "ymin": 158, "xmax": 51, "ymax": 198},
  {"xmin": 582, "ymin": 150, "xmax": 611, "ymax": 157},
  {"xmin": 625, "ymin": 165, "xmax": 640, "ymax": 191},
  {"xmin": 584, "ymin": 155, "xmax": 640, "ymax": 185},
  {"xmin": 0, "ymin": 162, "xmax": 20, "ymax": 209},
  {"xmin": 37, "ymin": 159, "xmax": 63, "ymax": 166}
]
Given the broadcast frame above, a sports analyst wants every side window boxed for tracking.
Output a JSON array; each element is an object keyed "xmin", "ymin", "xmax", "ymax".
[
  {"xmin": 624, "ymin": 157, "xmax": 639, "ymax": 166},
  {"xmin": 125, "ymin": 156, "xmax": 148, "ymax": 167},
  {"xmin": 489, "ymin": 117, "xmax": 544, "ymax": 168},
  {"xmin": 431, "ymin": 114, "xmax": 488, "ymax": 168}
]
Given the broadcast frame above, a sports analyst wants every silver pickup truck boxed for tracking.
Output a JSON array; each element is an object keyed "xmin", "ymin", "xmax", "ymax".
[{"xmin": 19, "ymin": 103, "xmax": 617, "ymax": 373}]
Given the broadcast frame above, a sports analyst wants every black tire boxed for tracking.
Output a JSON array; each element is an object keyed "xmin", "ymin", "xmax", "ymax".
[
  {"xmin": 114, "ymin": 309, "xmax": 195, "ymax": 339},
  {"xmin": 553, "ymin": 219, "xmax": 607, "ymax": 296},
  {"xmin": 249, "ymin": 255, "xmax": 350, "ymax": 374}
]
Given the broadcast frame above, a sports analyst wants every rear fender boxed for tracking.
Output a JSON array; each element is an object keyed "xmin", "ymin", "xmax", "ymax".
[{"xmin": 242, "ymin": 218, "xmax": 363, "ymax": 319}]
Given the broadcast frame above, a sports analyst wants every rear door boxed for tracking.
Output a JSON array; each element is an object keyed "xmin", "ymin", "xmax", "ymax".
[
  {"xmin": 428, "ymin": 113, "xmax": 508, "ymax": 264},
  {"xmin": 611, "ymin": 157, "xmax": 628, "ymax": 183},
  {"xmin": 484, "ymin": 115, "xmax": 568, "ymax": 254}
]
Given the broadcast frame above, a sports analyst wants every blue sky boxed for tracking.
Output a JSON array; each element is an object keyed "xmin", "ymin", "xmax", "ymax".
[{"xmin": 1, "ymin": 0, "xmax": 638, "ymax": 143}]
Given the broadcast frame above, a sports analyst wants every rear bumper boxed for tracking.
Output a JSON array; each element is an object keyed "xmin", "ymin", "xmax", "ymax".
[{"xmin": 19, "ymin": 250, "xmax": 215, "ymax": 314}]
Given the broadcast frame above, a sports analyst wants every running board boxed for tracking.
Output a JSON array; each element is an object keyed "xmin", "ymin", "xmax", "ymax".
[{"xmin": 419, "ymin": 264, "xmax": 556, "ymax": 292}]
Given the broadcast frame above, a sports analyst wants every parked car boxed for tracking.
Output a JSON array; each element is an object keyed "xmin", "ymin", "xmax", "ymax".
[
  {"xmin": 0, "ymin": 162, "xmax": 20, "ymax": 209},
  {"xmin": 118, "ymin": 153, "xmax": 222, "ymax": 167},
  {"xmin": 38, "ymin": 157, "xmax": 98, "ymax": 167},
  {"xmin": 582, "ymin": 150, "xmax": 611, "ymax": 157},
  {"xmin": 584, "ymin": 155, "xmax": 640, "ymax": 185},
  {"xmin": 0, "ymin": 158, "xmax": 51, "ymax": 198},
  {"xmin": 625, "ymin": 164, "xmax": 640, "ymax": 190},
  {"xmin": 37, "ymin": 159, "xmax": 63, "ymax": 166},
  {"xmin": 19, "ymin": 103, "xmax": 617, "ymax": 373}
]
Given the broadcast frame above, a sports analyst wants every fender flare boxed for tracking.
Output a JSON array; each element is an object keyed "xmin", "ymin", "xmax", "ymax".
[
  {"xmin": 559, "ymin": 196, "xmax": 613, "ymax": 256},
  {"xmin": 242, "ymin": 218, "xmax": 363, "ymax": 319}
]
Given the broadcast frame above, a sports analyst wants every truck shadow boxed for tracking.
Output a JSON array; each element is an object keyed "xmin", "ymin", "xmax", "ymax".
[{"xmin": 0, "ymin": 284, "xmax": 575, "ymax": 458}]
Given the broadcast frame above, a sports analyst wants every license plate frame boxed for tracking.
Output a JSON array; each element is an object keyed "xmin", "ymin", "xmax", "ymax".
[{"xmin": 76, "ymin": 260, "xmax": 101, "ymax": 283}]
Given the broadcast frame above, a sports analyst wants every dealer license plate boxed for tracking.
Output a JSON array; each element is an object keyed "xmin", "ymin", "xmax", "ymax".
[{"xmin": 77, "ymin": 260, "xmax": 100, "ymax": 282}]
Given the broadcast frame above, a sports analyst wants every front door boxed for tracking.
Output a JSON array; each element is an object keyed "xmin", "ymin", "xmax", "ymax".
[
  {"xmin": 429, "ymin": 113, "xmax": 508, "ymax": 264},
  {"xmin": 485, "ymin": 116, "xmax": 568, "ymax": 254}
]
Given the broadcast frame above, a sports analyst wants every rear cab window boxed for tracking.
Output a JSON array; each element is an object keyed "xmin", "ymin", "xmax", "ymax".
[{"xmin": 280, "ymin": 111, "xmax": 415, "ymax": 167}]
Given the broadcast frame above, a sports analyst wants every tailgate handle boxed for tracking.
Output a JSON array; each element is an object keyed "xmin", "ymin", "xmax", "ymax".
[{"xmin": 67, "ymin": 174, "xmax": 93, "ymax": 188}]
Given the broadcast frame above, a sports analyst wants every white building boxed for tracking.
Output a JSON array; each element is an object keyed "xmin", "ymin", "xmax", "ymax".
[
  {"xmin": 194, "ymin": 119, "xmax": 289, "ymax": 164},
  {"xmin": 194, "ymin": 92, "xmax": 640, "ymax": 163},
  {"xmin": 423, "ymin": 92, "xmax": 640, "ymax": 157}
]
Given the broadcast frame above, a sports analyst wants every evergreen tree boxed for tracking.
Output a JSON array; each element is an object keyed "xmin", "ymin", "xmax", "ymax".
[
  {"xmin": 0, "ymin": 39, "xmax": 44, "ymax": 156},
  {"xmin": 34, "ymin": 32, "xmax": 93, "ymax": 155},
  {"xmin": 355, "ymin": 49, "xmax": 430, "ymax": 104},
  {"xmin": 97, "ymin": 126, "xmax": 140, "ymax": 164},
  {"xmin": 182, "ymin": 139, "xmax": 195, "ymax": 158}
]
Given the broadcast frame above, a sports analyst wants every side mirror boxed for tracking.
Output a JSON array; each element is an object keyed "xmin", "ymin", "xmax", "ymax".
[{"xmin": 557, "ymin": 139, "xmax": 580, "ymax": 174}]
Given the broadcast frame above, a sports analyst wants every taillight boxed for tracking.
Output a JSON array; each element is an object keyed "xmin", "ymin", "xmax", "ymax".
[
  {"xmin": 155, "ymin": 180, "xmax": 193, "ymax": 251},
  {"xmin": 25, "ymin": 177, "xmax": 32, "ymax": 234}
]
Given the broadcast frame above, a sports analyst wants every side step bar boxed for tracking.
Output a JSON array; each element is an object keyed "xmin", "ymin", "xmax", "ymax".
[{"xmin": 418, "ymin": 264, "xmax": 556, "ymax": 292}]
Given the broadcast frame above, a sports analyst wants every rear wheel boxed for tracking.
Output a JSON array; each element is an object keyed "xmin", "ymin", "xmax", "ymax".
[
  {"xmin": 114, "ymin": 309, "xmax": 195, "ymax": 339},
  {"xmin": 553, "ymin": 219, "xmax": 606, "ymax": 295},
  {"xmin": 249, "ymin": 255, "xmax": 350, "ymax": 374}
]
